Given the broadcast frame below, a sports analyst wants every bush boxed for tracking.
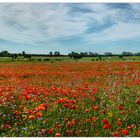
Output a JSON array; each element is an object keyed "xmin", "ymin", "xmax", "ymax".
[
  {"xmin": 119, "ymin": 55, "xmax": 123, "ymax": 59},
  {"xmin": 37, "ymin": 58, "xmax": 41, "ymax": 61},
  {"xmin": 55, "ymin": 59, "xmax": 62, "ymax": 61},
  {"xmin": 44, "ymin": 58, "xmax": 50, "ymax": 61}
]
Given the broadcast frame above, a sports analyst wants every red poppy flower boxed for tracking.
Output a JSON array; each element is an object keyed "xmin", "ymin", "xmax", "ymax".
[
  {"xmin": 38, "ymin": 104, "xmax": 47, "ymax": 111},
  {"xmin": 92, "ymin": 87, "xmax": 98, "ymax": 94},
  {"xmin": 25, "ymin": 95, "xmax": 31, "ymax": 100},
  {"xmin": 113, "ymin": 131, "xmax": 120, "ymax": 137},
  {"xmin": 117, "ymin": 121, "xmax": 122, "ymax": 125},
  {"xmin": 137, "ymin": 130, "xmax": 140, "ymax": 136},
  {"xmin": 93, "ymin": 106, "xmax": 99, "ymax": 111},
  {"xmin": 56, "ymin": 124, "xmax": 61, "ymax": 129},
  {"xmin": 127, "ymin": 126, "xmax": 132, "ymax": 130},
  {"xmin": 14, "ymin": 110, "xmax": 21, "ymax": 115},
  {"xmin": 29, "ymin": 115, "xmax": 35, "ymax": 120},
  {"xmin": 85, "ymin": 109, "xmax": 89, "ymax": 113},
  {"xmin": 64, "ymin": 118, "xmax": 68, "ymax": 123},
  {"xmin": 5, "ymin": 124, "xmax": 11, "ymax": 129},
  {"xmin": 58, "ymin": 99, "xmax": 64, "ymax": 104},
  {"xmin": 16, "ymin": 116, "xmax": 20, "ymax": 120},
  {"xmin": 71, "ymin": 119, "xmax": 76, "ymax": 125},
  {"xmin": 136, "ymin": 100, "xmax": 140, "ymax": 105},
  {"xmin": 64, "ymin": 103, "xmax": 69, "ymax": 108},
  {"xmin": 92, "ymin": 117, "xmax": 98, "ymax": 123},
  {"xmin": 86, "ymin": 118, "xmax": 90, "ymax": 123},
  {"xmin": 55, "ymin": 133, "xmax": 61, "ymax": 137},
  {"xmin": 122, "ymin": 130, "xmax": 129, "ymax": 135},
  {"xmin": 70, "ymin": 105, "xmax": 78, "ymax": 110},
  {"xmin": 48, "ymin": 128, "xmax": 54, "ymax": 134},
  {"xmin": 37, "ymin": 112, "xmax": 43, "ymax": 117},
  {"xmin": 102, "ymin": 119, "xmax": 109, "ymax": 124},
  {"xmin": 131, "ymin": 124, "xmax": 136, "ymax": 128},
  {"xmin": 118, "ymin": 105, "xmax": 123, "ymax": 110},
  {"xmin": 104, "ymin": 123, "xmax": 111, "ymax": 129},
  {"xmin": 67, "ymin": 122, "xmax": 72, "ymax": 128}
]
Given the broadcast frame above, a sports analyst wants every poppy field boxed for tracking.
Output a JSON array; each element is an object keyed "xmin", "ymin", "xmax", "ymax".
[{"xmin": 0, "ymin": 61, "xmax": 140, "ymax": 137}]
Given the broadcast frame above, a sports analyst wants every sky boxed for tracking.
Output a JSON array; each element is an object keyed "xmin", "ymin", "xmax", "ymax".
[{"xmin": 0, "ymin": 3, "xmax": 140, "ymax": 54}]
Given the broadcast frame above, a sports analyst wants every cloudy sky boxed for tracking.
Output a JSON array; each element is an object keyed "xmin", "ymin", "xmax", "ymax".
[{"xmin": 0, "ymin": 3, "xmax": 140, "ymax": 54}]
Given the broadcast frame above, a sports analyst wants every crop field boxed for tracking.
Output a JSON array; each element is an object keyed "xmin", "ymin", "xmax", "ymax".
[
  {"xmin": 0, "ymin": 61, "xmax": 140, "ymax": 137},
  {"xmin": 0, "ymin": 56, "xmax": 140, "ymax": 62}
]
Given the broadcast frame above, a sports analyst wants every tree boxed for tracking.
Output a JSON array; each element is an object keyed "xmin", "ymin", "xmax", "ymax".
[
  {"xmin": 134, "ymin": 52, "xmax": 140, "ymax": 56},
  {"xmin": 0, "ymin": 51, "xmax": 9, "ymax": 57},
  {"xmin": 89, "ymin": 52, "xmax": 98, "ymax": 57},
  {"xmin": 22, "ymin": 51, "xmax": 26, "ymax": 57},
  {"xmin": 119, "ymin": 55, "xmax": 123, "ymax": 59},
  {"xmin": 80, "ymin": 52, "xmax": 88, "ymax": 57},
  {"xmin": 12, "ymin": 54, "xmax": 17, "ymax": 59},
  {"xmin": 49, "ymin": 52, "xmax": 53, "ymax": 56},
  {"xmin": 122, "ymin": 52, "xmax": 133, "ymax": 56},
  {"xmin": 68, "ymin": 51, "xmax": 82, "ymax": 59},
  {"xmin": 54, "ymin": 51, "xmax": 60, "ymax": 56},
  {"xmin": 105, "ymin": 52, "xmax": 112, "ymax": 56}
]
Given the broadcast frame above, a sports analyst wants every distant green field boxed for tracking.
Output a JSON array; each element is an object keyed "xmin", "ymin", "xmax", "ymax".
[
  {"xmin": 80, "ymin": 56, "xmax": 140, "ymax": 61},
  {"xmin": 0, "ymin": 56, "xmax": 140, "ymax": 63}
]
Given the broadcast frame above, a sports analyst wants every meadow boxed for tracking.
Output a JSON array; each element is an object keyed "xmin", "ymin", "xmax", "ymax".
[
  {"xmin": 0, "ymin": 60, "xmax": 140, "ymax": 137},
  {"xmin": 0, "ymin": 55, "xmax": 140, "ymax": 62}
]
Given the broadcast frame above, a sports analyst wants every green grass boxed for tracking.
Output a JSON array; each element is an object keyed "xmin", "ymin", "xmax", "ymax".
[{"xmin": 0, "ymin": 56, "xmax": 140, "ymax": 63}]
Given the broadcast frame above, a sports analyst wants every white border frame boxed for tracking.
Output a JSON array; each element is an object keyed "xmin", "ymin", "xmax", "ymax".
[{"xmin": 0, "ymin": 0, "xmax": 140, "ymax": 139}]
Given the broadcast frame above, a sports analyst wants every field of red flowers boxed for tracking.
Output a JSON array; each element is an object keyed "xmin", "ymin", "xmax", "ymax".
[{"xmin": 0, "ymin": 61, "xmax": 140, "ymax": 137}]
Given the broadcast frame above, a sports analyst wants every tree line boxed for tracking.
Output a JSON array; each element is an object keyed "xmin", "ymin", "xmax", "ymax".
[{"xmin": 0, "ymin": 50, "xmax": 140, "ymax": 59}]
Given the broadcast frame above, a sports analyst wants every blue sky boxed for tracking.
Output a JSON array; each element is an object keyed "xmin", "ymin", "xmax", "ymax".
[{"xmin": 0, "ymin": 3, "xmax": 140, "ymax": 54}]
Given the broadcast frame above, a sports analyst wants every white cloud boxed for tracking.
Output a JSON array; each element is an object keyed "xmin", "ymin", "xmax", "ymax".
[
  {"xmin": 0, "ymin": 3, "xmax": 140, "ymax": 46},
  {"xmin": 84, "ymin": 22, "xmax": 140, "ymax": 44},
  {"xmin": 0, "ymin": 4, "xmax": 88, "ymax": 45}
]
